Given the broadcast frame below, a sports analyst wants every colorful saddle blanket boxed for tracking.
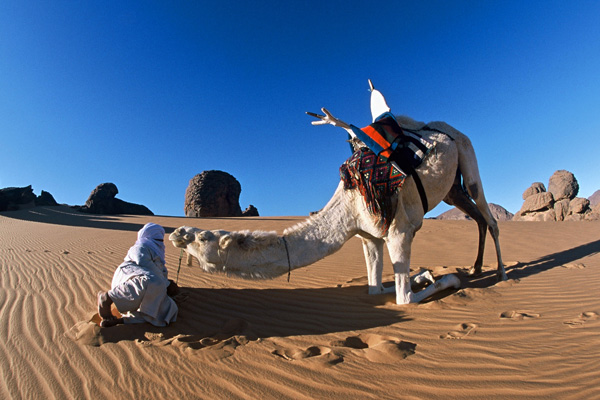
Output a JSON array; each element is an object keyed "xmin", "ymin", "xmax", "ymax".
[
  {"xmin": 339, "ymin": 125, "xmax": 433, "ymax": 232},
  {"xmin": 340, "ymin": 148, "xmax": 406, "ymax": 233}
]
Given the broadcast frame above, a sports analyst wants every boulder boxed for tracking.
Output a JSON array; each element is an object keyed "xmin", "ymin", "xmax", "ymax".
[
  {"xmin": 522, "ymin": 182, "xmax": 546, "ymax": 200},
  {"xmin": 75, "ymin": 183, "xmax": 153, "ymax": 215},
  {"xmin": 568, "ymin": 197, "xmax": 590, "ymax": 215},
  {"xmin": 518, "ymin": 191, "xmax": 554, "ymax": 214},
  {"xmin": 514, "ymin": 171, "xmax": 598, "ymax": 221},
  {"xmin": 185, "ymin": 171, "xmax": 258, "ymax": 217},
  {"xmin": 548, "ymin": 170, "xmax": 578, "ymax": 201},
  {"xmin": 553, "ymin": 199, "xmax": 570, "ymax": 221}
]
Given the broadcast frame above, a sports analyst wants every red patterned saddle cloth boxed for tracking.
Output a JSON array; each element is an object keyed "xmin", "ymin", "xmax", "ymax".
[{"xmin": 340, "ymin": 147, "xmax": 406, "ymax": 232}]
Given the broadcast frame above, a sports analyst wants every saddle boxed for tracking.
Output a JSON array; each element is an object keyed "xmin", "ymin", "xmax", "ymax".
[{"xmin": 342, "ymin": 109, "xmax": 434, "ymax": 229}]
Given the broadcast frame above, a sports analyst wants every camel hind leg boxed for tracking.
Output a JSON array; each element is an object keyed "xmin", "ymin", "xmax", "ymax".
[
  {"xmin": 444, "ymin": 172, "xmax": 488, "ymax": 275},
  {"xmin": 454, "ymin": 136, "xmax": 507, "ymax": 281}
]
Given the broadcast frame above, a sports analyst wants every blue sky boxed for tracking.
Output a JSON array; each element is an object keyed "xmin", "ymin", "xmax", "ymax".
[{"xmin": 1, "ymin": 1, "xmax": 599, "ymax": 217}]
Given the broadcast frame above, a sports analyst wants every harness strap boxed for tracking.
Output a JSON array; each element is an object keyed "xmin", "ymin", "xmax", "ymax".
[
  {"xmin": 410, "ymin": 168, "xmax": 429, "ymax": 213},
  {"xmin": 397, "ymin": 162, "xmax": 428, "ymax": 214}
]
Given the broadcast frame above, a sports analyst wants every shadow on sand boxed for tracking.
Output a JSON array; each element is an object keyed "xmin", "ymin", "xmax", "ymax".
[
  {"xmin": 1, "ymin": 205, "xmax": 297, "ymax": 234},
  {"xmin": 454, "ymin": 239, "xmax": 600, "ymax": 290},
  {"xmin": 93, "ymin": 284, "xmax": 410, "ymax": 347}
]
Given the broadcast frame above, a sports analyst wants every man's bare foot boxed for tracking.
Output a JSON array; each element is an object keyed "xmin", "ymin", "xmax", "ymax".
[{"xmin": 97, "ymin": 291, "xmax": 114, "ymax": 321}]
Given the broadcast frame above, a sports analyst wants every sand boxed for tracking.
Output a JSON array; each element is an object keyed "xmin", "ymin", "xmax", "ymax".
[{"xmin": 1, "ymin": 205, "xmax": 599, "ymax": 399}]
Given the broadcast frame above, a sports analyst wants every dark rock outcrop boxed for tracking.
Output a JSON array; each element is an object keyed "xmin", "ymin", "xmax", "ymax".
[
  {"xmin": 74, "ymin": 183, "xmax": 153, "ymax": 215},
  {"xmin": 436, "ymin": 203, "xmax": 513, "ymax": 221},
  {"xmin": 36, "ymin": 190, "xmax": 59, "ymax": 206},
  {"xmin": 242, "ymin": 205, "xmax": 260, "ymax": 217},
  {"xmin": 0, "ymin": 186, "xmax": 58, "ymax": 211},
  {"xmin": 184, "ymin": 170, "xmax": 258, "ymax": 217}
]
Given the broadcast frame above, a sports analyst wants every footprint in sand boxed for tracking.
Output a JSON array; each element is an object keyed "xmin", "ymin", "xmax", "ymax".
[
  {"xmin": 272, "ymin": 345, "xmax": 343, "ymax": 366},
  {"xmin": 440, "ymin": 323, "xmax": 478, "ymax": 339},
  {"xmin": 500, "ymin": 311, "xmax": 541, "ymax": 320},
  {"xmin": 563, "ymin": 311, "xmax": 599, "ymax": 328},
  {"xmin": 142, "ymin": 318, "xmax": 256, "ymax": 360},
  {"xmin": 330, "ymin": 334, "xmax": 416, "ymax": 363}
]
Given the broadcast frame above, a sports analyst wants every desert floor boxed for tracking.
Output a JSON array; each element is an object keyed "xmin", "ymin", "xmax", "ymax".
[{"xmin": 1, "ymin": 206, "xmax": 599, "ymax": 399}]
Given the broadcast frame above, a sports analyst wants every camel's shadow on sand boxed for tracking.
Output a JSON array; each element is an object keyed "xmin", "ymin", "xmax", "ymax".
[
  {"xmin": 96, "ymin": 284, "xmax": 410, "ymax": 346},
  {"xmin": 96, "ymin": 239, "xmax": 600, "ymax": 347},
  {"xmin": 455, "ymin": 239, "xmax": 600, "ymax": 290}
]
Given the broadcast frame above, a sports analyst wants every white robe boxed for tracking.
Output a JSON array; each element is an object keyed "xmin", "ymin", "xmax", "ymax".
[{"xmin": 108, "ymin": 243, "xmax": 178, "ymax": 326}]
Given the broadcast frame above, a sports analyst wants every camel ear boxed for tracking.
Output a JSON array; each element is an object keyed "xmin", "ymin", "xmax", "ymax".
[{"xmin": 219, "ymin": 234, "xmax": 233, "ymax": 249}]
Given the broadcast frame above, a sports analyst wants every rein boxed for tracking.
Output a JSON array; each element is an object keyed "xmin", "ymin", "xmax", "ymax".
[
  {"xmin": 282, "ymin": 236, "xmax": 292, "ymax": 282},
  {"xmin": 176, "ymin": 248, "xmax": 183, "ymax": 284}
]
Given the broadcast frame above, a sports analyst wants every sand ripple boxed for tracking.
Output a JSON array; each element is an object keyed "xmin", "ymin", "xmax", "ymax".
[{"xmin": 1, "ymin": 207, "xmax": 599, "ymax": 399}]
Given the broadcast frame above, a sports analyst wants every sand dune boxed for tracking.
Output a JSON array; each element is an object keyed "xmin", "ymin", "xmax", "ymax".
[{"xmin": 1, "ymin": 206, "xmax": 599, "ymax": 399}]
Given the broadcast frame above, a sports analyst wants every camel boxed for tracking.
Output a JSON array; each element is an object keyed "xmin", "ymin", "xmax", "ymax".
[{"xmin": 170, "ymin": 84, "xmax": 506, "ymax": 304}]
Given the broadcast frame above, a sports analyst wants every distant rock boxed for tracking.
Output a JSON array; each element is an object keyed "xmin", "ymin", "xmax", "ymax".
[
  {"xmin": 242, "ymin": 205, "xmax": 260, "ymax": 217},
  {"xmin": 0, "ymin": 186, "xmax": 58, "ymax": 211},
  {"xmin": 553, "ymin": 199, "xmax": 570, "ymax": 221},
  {"xmin": 569, "ymin": 197, "xmax": 590, "ymax": 215},
  {"xmin": 36, "ymin": 190, "xmax": 58, "ymax": 206},
  {"xmin": 436, "ymin": 203, "xmax": 513, "ymax": 221},
  {"xmin": 518, "ymin": 192, "xmax": 554, "ymax": 214},
  {"xmin": 547, "ymin": 170, "xmax": 578, "ymax": 201},
  {"xmin": 185, "ymin": 171, "xmax": 259, "ymax": 217},
  {"xmin": 522, "ymin": 182, "xmax": 546, "ymax": 200},
  {"xmin": 589, "ymin": 190, "xmax": 600, "ymax": 207},
  {"xmin": 74, "ymin": 183, "xmax": 153, "ymax": 215},
  {"xmin": 514, "ymin": 170, "xmax": 598, "ymax": 221}
]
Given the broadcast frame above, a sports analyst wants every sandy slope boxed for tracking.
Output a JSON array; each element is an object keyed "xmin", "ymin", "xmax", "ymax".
[{"xmin": 1, "ymin": 206, "xmax": 599, "ymax": 399}]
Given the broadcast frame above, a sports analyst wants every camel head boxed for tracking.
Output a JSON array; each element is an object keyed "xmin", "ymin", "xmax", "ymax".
[
  {"xmin": 169, "ymin": 226, "xmax": 283, "ymax": 278},
  {"xmin": 169, "ymin": 226, "xmax": 201, "ymax": 249}
]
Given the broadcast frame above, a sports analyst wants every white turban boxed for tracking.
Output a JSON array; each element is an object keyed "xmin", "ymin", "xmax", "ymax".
[{"xmin": 135, "ymin": 223, "xmax": 166, "ymax": 265}]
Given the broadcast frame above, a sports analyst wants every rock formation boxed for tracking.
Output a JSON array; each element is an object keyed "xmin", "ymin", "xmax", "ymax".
[
  {"xmin": 514, "ymin": 170, "xmax": 598, "ymax": 221},
  {"xmin": 74, "ymin": 183, "xmax": 153, "ymax": 215},
  {"xmin": 589, "ymin": 190, "xmax": 600, "ymax": 208},
  {"xmin": 184, "ymin": 170, "xmax": 259, "ymax": 217},
  {"xmin": 436, "ymin": 203, "xmax": 513, "ymax": 221},
  {"xmin": 0, "ymin": 186, "xmax": 58, "ymax": 212}
]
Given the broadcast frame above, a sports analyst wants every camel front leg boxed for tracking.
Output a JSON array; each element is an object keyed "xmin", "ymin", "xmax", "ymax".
[
  {"xmin": 360, "ymin": 237, "xmax": 385, "ymax": 294},
  {"xmin": 386, "ymin": 231, "xmax": 461, "ymax": 304}
]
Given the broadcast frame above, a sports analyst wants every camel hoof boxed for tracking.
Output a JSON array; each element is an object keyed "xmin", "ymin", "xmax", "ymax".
[{"xmin": 468, "ymin": 266, "xmax": 482, "ymax": 276}]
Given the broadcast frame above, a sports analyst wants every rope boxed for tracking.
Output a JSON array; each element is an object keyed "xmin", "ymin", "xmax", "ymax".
[
  {"xmin": 282, "ymin": 237, "xmax": 292, "ymax": 282},
  {"xmin": 176, "ymin": 248, "xmax": 183, "ymax": 285}
]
